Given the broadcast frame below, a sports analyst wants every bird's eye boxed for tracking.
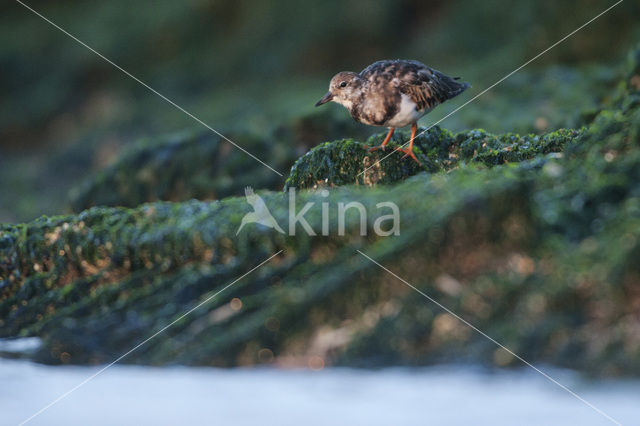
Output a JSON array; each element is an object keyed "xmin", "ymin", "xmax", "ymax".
[{"xmin": 339, "ymin": 81, "xmax": 347, "ymax": 88}]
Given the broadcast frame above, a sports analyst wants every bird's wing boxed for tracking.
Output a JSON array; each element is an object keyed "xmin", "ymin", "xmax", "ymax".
[
  {"xmin": 400, "ymin": 79, "xmax": 440, "ymax": 111},
  {"xmin": 396, "ymin": 63, "xmax": 470, "ymax": 111},
  {"xmin": 359, "ymin": 60, "xmax": 393, "ymax": 79}
]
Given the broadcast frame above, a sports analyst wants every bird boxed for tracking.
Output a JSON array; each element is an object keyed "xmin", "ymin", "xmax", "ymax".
[
  {"xmin": 315, "ymin": 59, "xmax": 470, "ymax": 164},
  {"xmin": 236, "ymin": 187, "xmax": 285, "ymax": 235}
]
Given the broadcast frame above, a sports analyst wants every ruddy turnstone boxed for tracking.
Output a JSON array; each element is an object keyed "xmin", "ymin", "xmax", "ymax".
[{"xmin": 315, "ymin": 59, "xmax": 470, "ymax": 164}]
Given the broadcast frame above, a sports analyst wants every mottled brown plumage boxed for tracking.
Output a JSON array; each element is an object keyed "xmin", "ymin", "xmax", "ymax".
[{"xmin": 316, "ymin": 59, "xmax": 470, "ymax": 163}]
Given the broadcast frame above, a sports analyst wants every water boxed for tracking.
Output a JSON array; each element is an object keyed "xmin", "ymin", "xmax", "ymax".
[{"xmin": 1, "ymin": 358, "xmax": 637, "ymax": 426}]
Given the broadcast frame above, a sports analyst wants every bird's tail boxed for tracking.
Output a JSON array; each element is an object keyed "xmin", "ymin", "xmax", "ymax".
[
  {"xmin": 430, "ymin": 68, "xmax": 471, "ymax": 103},
  {"xmin": 447, "ymin": 77, "xmax": 471, "ymax": 98}
]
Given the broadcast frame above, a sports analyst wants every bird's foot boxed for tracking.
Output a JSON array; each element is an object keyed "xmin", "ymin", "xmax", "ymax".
[
  {"xmin": 395, "ymin": 147, "xmax": 422, "ymax": 165},
  {"xmin": 366, "ymin": 145, "xmax": 386, "ymax": 152}
]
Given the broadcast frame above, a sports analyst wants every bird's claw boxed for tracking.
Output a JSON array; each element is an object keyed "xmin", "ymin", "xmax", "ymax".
[
  {"xmin": 395, "ymin": 147, "xmax": 421, "ymax": 165},
  {"xmin": 367, "ymin": 145, "xmax": 386, "ymax": 152}
]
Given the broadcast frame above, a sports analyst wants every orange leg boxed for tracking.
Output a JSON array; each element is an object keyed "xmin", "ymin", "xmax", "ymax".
[
  {"xmin": 368, "ymin": 127, "xmax": 395, "ymax": 151},
  {"xmin": 395, "ymin": 123, "xmax": 421, "ymax": 165}
]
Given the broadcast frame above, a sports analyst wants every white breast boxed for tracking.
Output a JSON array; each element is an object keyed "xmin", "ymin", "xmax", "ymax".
[{"xmin": 385, "ymin": 94, "xmax": 428, "ymax": 128}]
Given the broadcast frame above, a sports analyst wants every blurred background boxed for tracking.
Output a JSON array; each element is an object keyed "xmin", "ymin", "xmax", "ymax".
[{"xmin": 1, "ymin": 0, "xmax": 639, "ymax": 223}]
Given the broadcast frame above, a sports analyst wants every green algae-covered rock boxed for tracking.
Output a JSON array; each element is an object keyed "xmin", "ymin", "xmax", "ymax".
[
  {"xmin": 67, "ymin": 106, "xmax": 380, "ymax": 214},
  {"xmin": 284, "ymin": 138, "xmax": 429, "ymax": 190},
  {"xmin": 68, "ymin": 129, "xmax": 296, "ymax": 212},
  {"xmin": 67, "ymin": 108, "xmax": 371, "ymax": 213},
  {"xmin": 1, "ymin": 44, "xmax": 640, "ymax": 376},
  {"xmin": 285, "ymin": 126, "xmax": 581, "ymax": 189}
]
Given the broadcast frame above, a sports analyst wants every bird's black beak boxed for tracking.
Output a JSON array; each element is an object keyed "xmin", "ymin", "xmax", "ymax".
[{"xmin": 315, "ymin": 91, "xmax": 333, "ymax": 107}]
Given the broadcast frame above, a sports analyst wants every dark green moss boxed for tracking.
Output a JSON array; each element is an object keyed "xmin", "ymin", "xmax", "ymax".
[
  {"xmin": 284, "ymin": 138, "xmax": 429, "ymax": 190},
  {"xmin": 285, "ymin": 125, "xmax": 581, "ymax": 189},
  {"xmin": 68, "ymin": 129, "xmax": 296, "ymax": 212}
]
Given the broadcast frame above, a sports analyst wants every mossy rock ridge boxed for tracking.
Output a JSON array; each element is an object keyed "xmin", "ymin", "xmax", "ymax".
[{"xmin": 285, "ymin": 126, "xmax": 582, "ymax": 190}]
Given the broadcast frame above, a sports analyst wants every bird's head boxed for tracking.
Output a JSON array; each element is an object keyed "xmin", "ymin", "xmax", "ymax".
[{"xmin": 315, "ymin": 71, "xmax": 362, "ymax": 109}]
